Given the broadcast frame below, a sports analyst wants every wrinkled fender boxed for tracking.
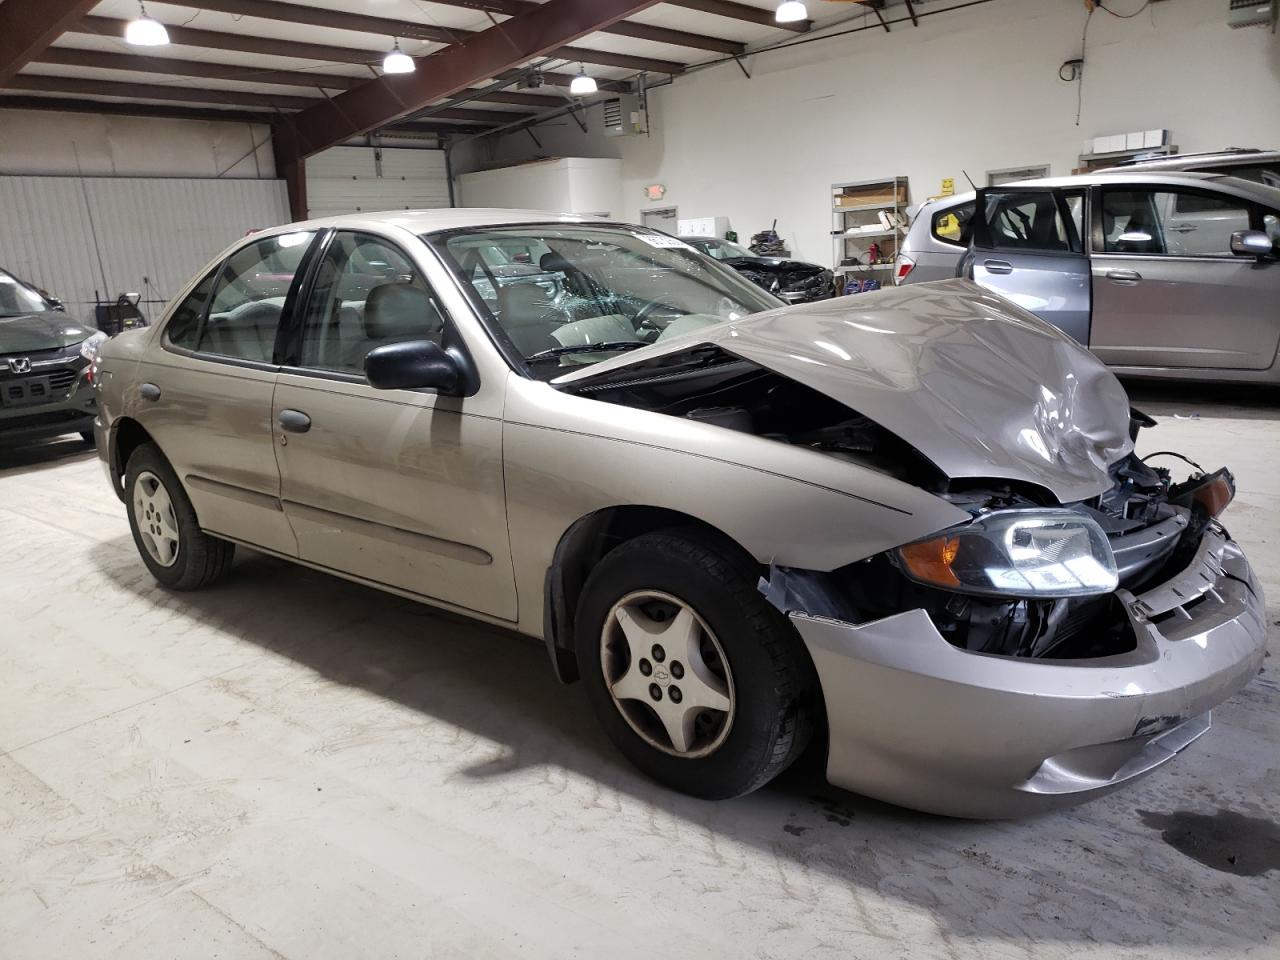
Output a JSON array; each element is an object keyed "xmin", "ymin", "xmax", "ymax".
[{"xmin": 501, "ymin": 375, "xmax": 969, "ymax": 647}]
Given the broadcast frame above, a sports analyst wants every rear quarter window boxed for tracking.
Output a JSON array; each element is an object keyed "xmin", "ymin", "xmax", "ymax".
[{"xmin": 932, "ymin": 201, "xmax": 975, "ymax": 246}]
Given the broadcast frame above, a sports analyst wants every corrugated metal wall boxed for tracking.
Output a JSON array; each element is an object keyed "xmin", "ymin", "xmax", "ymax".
[
  {"xmin": 0, "ymin": 175, "xmax": 288, "ymax": 325},
  {"xmin": 307, "ymin": 146, "xmax": 449, "ymax": 219}
]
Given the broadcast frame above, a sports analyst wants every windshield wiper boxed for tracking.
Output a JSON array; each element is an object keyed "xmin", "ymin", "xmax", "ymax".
[{"xmin": 525, "ymin": 341, "xmax": 648, "ymax": 363}]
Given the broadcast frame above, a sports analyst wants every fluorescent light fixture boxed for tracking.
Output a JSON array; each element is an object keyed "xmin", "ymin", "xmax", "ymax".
[
  {"xmin": 775, "ymin": 1, "xmax": 807, "ymax": 23},
  {"xmin": 569, "ymin": 65, "xmax": 597, "ymax": 96},
  {"xmin": 383, "ymin": 40, "xmax": 415, "ymax": 75},
  {"xmin": 125, "ymin": 3, "xmax": 169, "ymax": 46}
]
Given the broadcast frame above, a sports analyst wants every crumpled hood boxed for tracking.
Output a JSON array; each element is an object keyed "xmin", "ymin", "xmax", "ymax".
[
  {"xmin": 0, "ymin": 312, "xmax": 91, "ymax": 354},
  {"xmin": 556, "ymin": 279, "xmax": 1133, "ymax": 503}
]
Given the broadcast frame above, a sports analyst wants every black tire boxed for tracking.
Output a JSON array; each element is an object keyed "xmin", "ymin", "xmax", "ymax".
[
  {"xmin": 80, "ymin": 431, "xmax": 94, "ymax": 445},
  {"xmin": 575, "ymin": 527, "xmax": 819, "ymax": 799},
  {"xmin": 124, "ymin": 442, "xmax": 234, "ymax": 590}
]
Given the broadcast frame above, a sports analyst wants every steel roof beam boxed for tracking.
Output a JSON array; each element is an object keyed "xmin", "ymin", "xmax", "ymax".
[
  {"xmin": 273, "ymin": 0, "xmax": 661, "ymax": 161},
  {"xmin": 667, "ymin": 0, "xmax": 810, "ymax": 33},
  {"xmin": 0, "ymin": 0, "xmax": 100, "ymax": 86},
  {"xmin": 174, "ymin": 0, "xmax": 686, "ymax": 74}
]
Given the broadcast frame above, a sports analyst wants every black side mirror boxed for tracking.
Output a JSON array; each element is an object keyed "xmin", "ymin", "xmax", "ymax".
[
  {"xmin": 1230, "ymin": 230, "xmax": 1274, "ymax": 259},
  {"xmin": 365, "ymin": 340, "xmax": 461, "ymax": 394}
]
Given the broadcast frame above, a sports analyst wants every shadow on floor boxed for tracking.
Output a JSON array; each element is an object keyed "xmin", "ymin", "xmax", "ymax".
[
  {"xmin": 0, "ymin": 436, "xmax": 97, "ymax": 477},
  {"xmin": 88, "ymin": 535, "xmax": 1278, "ymax": 951}
]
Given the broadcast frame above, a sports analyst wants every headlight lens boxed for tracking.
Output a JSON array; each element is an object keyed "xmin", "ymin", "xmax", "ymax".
[
  {"xmin": 79, "ymin": 330, "xmax": 108, "ymax": 361},
  {"xmin": 895, "ymin": 509, "xmax": 1118, "ymax": 598}
]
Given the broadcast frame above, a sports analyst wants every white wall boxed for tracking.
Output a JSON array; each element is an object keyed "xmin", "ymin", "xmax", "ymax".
[
  {"xmin": 454, "ymin": 0, "xmax": 1280, "ymax": 264},
  {"xmin": 0, "ymin": 109, "xmax": 276, "ymax": 179},
  {"xmin": 457, "ymin": 157, "xmax": 623, "ymax": 216}
]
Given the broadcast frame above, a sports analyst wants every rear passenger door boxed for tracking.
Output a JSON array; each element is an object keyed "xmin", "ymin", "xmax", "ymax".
[
  {"xmin": 141, "ymin": 230, "xmax": 316, "ymax": 555},
  {"xmin": 271, "ymin": 229, "xmax": 517, "ymax": 621},
  {"xmin": 1089, "ymin": 185, "xmax": 1278, "ymax": 370},
  {"xmin": 969, "ymin": 188, "xmax": 1091, "ymax": 343}
]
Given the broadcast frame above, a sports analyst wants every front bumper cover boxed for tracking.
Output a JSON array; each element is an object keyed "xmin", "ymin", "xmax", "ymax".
[{"xmin": 788, "ymin": 523, "xmax": 1267, "ymax": 818}]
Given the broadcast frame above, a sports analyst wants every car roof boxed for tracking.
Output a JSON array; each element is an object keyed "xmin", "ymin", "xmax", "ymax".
[
  {"xmin": 1112, "ymin": 148, "xmax": 1280, "ymax": 169},
  {"xmin": 253, "ymin": 208, "xmax": 613, "ymax": 240},
  {"xmin": 917, "ymin": 171, "xmax": 1280, "ymax": 212}
]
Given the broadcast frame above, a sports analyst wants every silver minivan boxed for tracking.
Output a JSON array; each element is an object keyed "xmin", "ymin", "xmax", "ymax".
[{"xmin": 897, "ymin": 172, "xmax": 1280, "ymax": 383}]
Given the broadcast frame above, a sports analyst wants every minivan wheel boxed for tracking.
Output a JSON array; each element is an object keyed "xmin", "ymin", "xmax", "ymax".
[
  {"xmin": 575, "ymin": 528, "xmax": 818, "ymax": 799},
  {"xmin": 124, "ymin": 443, "xmax": 234, "ymax": 590}
]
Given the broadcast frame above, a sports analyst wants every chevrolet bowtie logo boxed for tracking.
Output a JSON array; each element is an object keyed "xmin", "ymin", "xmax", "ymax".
[{"xmin": 9, "ymin": 357, "xmax": 31, "ymax": 374}]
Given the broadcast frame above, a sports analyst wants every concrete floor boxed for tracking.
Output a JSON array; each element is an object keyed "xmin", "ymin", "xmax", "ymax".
[{"xmin": 1, "ymin": 383, "xmax": 1278, "ymax": 960}]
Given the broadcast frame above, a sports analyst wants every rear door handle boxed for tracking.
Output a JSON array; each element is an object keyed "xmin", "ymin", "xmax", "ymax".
[
  {"xmin": 1169, "ymin": 224, "xmax": 1198, "ymax": 233},
  {"xmin": 277, "ymin": 409, "xmax": 312, "ymax": 433},
  {"xmin": 982, "ymin": 259, "xmax": 1014, "ymax": 275},
  {"xmin": 1106, "ymin": 269, "xmax": 1142, "ymax": 283},
  {"xmin": 139, "ymin": 382, "xmax": 161, "ymax": 402}
]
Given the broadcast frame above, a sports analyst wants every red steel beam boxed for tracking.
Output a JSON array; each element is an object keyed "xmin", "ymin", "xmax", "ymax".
[
  {"xmin": 5, "ymin": 75, "xmax": 534, "ymax": 123},
  {"xmin": 0, "ymin": 93, "xmax": 488, "ymax": 138},
  {"xmin": 175, "ymin": 0, "xmax": 686, "ymax": 74},
  {"xmin": 668, "ymin": 0, "xmax": 810, "ymax": 33},
  {"xmin": 35, "ymin": 48, "xmax": 566, "ymax": 107},
  {"xmin": 0, "ymin": 0, "xmax": 100, "ymax": 86},
  {"xmin": 419, "ymin": 0, "xmax": 746, "ymax": 54},
  {"xmin": 274, "ymin": 0, "xmax": 662, "ymax": 161}
]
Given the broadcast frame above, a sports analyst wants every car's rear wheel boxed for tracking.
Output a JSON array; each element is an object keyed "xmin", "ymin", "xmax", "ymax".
[
  {"xmin": 124, "ymin": 443, "xmax": 234, "ymax": 590},
  {"xmin": 575, "ymin": 528, "xmax": 818, "ymax": 799}
]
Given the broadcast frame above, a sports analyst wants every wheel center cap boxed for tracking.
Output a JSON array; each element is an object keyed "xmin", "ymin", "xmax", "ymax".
[{"xmin": 653, "ymin": 666, "xmax": 670, "ymax": 685}]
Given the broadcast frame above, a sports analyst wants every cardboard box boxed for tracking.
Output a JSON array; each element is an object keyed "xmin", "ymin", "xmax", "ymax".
[
  {"xmin": 835, "ymin": 182, "xmax": 908, "ymax": 208},
  {"xmin": 1143, "ymin": 129, "xmax": 1166, "ymax": 148},
  {"xmin": 1125, "ymin": 131, "xmax": 1145, "ymax": 150}
]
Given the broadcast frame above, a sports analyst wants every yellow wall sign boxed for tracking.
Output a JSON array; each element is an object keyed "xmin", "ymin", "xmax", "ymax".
[{"xmin": 941, "ymin": 177, "xmax": 955, "ymax": 196}]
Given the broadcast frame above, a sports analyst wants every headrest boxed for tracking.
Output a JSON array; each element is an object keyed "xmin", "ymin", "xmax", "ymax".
[
  {"xmin": 363, "ymin": 282, "xmax": 442, "ymax": 340},
  {"xmin": 498, "ymin": 282, "xmax": 555, "ymax": 328}
]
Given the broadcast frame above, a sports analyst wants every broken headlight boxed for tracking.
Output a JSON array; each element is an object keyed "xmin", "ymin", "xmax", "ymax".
[{"xmin": 894, "ymin": 509, "xmax": 1118, "ymax": 599}]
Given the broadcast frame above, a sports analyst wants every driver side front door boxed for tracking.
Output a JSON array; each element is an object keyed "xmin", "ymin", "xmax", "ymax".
[{"xmin": 271, "ymin": 229, "xmax": 518, "ymax": 621}]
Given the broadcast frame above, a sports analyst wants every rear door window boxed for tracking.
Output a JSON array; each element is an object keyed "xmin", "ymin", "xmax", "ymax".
[
  {"xmin": 196, "ymin": 232, "xmax": 315, "ymax": 362},
  {"xmin": 978, "ymin": 190, "xmax": 1079, "ymax": 253}
]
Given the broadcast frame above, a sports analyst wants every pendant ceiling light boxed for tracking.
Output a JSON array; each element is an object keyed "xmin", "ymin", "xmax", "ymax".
[
  {"xmin": 569, "ymin": 64, "xmax": 597, "ymax": 96},
  {"xmin": 125, "ymin": 2, "xmax": 170, "ymax": 46},
  {"xmin": 383, "ymin": 39, "xmax": 416, "ymax": 75},
  {"xmin": 775, "ymin": 1, "xmax": 808, "ymax": 23}
]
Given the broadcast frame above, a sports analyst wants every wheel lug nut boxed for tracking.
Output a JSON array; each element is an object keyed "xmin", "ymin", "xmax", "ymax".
[
  {"xmin": 652, "ymin": 644, "xmax": 665, "ymax": 663},
  {"xmin": 669, "ymin": 686, "xmax": 682, "ymax": 704},
  {"xmin": 639, "ymin": 658, "xmax": 652, "ymax": 676},
  {"xmin": 670, "ymin": 661, "xmax": 684, "ymax": 679},
  {"xmin": 649, "ymin": 683, "xmax": 662, "ymax": 701}
]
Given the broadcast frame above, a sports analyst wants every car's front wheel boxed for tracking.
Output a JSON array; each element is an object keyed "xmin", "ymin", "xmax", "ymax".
[
  {"xmin": 124, "ymin": 443, "xmax": 234, "ymax": 590},
  {"xmin": 575, "ymin": 528, "xmax": 819, "ymax": 799}
]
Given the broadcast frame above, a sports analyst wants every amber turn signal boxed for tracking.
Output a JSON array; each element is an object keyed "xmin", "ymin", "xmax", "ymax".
[
  {"xmin": 898, "ymin": 535, "xmax": 961, "ymax": 588},
  {"xmin": 1191, "ymin": 471, "xmax": 1234, "ymax": 519}
]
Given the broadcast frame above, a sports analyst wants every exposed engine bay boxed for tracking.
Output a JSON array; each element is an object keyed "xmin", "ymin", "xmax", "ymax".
[{"xmin": 566, "ymin": 348, "xmax": 1235, "ymax": 662}]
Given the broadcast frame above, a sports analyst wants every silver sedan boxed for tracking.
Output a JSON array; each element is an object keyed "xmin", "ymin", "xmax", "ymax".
[{"xmin": 89, "ymin": 210, "xmax": 1267, "ymax": 817}]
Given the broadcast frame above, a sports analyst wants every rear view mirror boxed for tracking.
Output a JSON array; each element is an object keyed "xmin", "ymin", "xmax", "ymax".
[
  {"xmin": 1230, "ymin": 230, "xmax": 1273, "ymax": 259},
  {"xmin": 365, "ymin": 340, "xmax": 461, "ymax": 394}
]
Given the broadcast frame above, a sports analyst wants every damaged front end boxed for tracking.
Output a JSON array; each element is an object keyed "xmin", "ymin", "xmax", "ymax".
[{"xmin": 758, "ymin": 424, "xmax": 1266, "ymax": 818}]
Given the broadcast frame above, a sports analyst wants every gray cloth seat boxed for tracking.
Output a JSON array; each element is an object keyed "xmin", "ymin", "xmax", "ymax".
[
  {"xmin": 339, "ymin": 281, "xmax": 443, "ymax": 370},
  {"xmin": 498, "ymin": 281, "xmax": 563, "ymax": 355}
]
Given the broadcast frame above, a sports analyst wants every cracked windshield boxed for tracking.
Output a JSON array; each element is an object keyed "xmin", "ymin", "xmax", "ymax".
[{"xmin": 433, "ymin": 225, "xmax": 779, "ymax": 379}]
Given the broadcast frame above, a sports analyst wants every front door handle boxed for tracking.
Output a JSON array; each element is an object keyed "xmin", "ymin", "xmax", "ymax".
[
  {"xmin": 277, "ymin": 409, "xmax": 312, "ymax": 433},
  {"xmin": 1106, "ymin": 269, "xmax": 1143, "ymax": 284},
  {"xmin": 983, "ymin": 259, "xmax": 1014, "ymax": 275},
  {"xmin": 139, "ymin": 382, "xmax": 161, "ymax": 402}
]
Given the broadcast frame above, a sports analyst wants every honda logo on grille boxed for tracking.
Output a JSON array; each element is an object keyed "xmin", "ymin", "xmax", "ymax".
[{"xmin": 9, "ymin": 357, "xmax": 31, "ymax": 374}]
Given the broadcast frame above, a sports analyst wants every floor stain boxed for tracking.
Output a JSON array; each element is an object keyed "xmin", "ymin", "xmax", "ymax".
[
  {"xmin": 1139, "ymin": 809, "xmax": 1280, "ymax": 877},
  {"xmin": 783, "ymin": 824, "xmax": 809, "ymax": 837}
]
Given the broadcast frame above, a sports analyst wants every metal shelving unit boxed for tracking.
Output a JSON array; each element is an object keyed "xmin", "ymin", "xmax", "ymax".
[{"xmin": 831, "ymin": 176, "xmax": 908, "ymax": 289}]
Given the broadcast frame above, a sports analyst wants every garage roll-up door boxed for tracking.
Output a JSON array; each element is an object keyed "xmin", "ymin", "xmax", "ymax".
[
  {"xmin": 0, "ymin": 175, "xmax": 288, "ymax": 326},
  {"xmin": 306, "ymin": 146, "xmax": 450, "ymax": 218}
]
